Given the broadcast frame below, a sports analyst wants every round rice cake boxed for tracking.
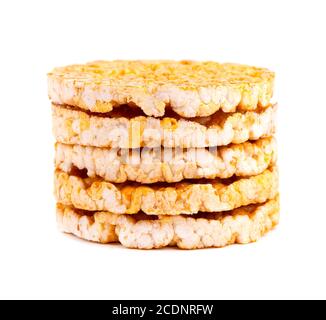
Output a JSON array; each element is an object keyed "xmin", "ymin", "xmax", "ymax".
[
  {"xmin": 52, "ymin": 104, "xmax": 276, "ymax": 149},
  {"xmin": 56, "ymin": 196, "xmax": 280, "ymax": 249},
  {"xmin": 54, "ymin": 166, "xmax": 278, "ymax": 215},
  {"xmin": 48, "ymin": 60, "xmax": 274, "ymax": 118},
  {"xmin": 55, "ymin": 138, "xmax": 277, "ymax": 184}
]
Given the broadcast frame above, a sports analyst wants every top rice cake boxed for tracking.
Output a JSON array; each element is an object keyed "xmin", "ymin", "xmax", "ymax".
[{"xmin": 48, "ymin": 60, "xmax": 275, "ymax": 118}]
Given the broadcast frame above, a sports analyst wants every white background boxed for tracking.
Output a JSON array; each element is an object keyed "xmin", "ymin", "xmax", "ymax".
[{"xmin": 0, "ymin": 0, "xmax": 325, "ymax": 300}]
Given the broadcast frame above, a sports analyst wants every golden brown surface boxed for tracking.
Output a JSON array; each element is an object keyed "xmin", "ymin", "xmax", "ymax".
[
  {"xmin": 48, "ymin": 60, "xmax": 274, "ymax": 117},
  {"xmin": 55, "ymin": 138, "xmax": 277, "ymax": 183},
  {"xmin": 54, "ymin": 167, "xmax": 278, "ymax": 215},
  {"xmin": 57, "ymin": 196, "xmax": 279, "ymax": 249}
]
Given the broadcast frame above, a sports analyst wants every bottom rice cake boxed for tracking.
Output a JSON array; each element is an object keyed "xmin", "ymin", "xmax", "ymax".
[
  {"xmin": 54, "ymin": 166, "xmax": 278, "ymax": 215},
  {"xmin": 56, "ymin": 196, "xmax": 280, "ymax": 250}
]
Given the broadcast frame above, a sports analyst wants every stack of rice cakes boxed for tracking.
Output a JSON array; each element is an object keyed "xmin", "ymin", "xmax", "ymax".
[{"xmin": 49, "ymin": 60, "xmax": 279, "ymax": 250}]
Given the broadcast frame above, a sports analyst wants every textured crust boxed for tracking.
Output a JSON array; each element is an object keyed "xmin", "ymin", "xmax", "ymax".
[
  {"xmin": 54, "ymin": 167, "xmax": 278, "ymax": 215},
  {"xmin": 48, "ymin": 60, "xmax": 274, "ymax": 118},
  {"xmin": 55, "ymin": 138, "xmax": 277, "ymax": 184},
  {"xmin": 52, "ymin": 104, "xmax": 276, "ymax": 148},
  {"xmin": 56, "ymin": 196, "xmax": 280, "ymax": 249}
]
